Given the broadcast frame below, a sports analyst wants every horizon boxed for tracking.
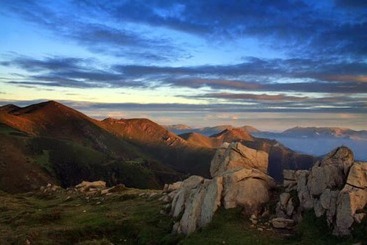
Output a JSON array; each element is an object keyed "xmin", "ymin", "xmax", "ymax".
[
  {"xmin": 1, "ymin": 99, "xmax": 366, "ymax": 132},
  {"xmin": 1, "ymin": 1, "xmax": 367, "ymax": 130}
]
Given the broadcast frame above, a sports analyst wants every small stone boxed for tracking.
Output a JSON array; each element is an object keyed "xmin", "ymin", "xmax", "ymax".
[
  {"xmin": 271, "ymin": 218, "xmax": 295, "ymax": 229},
  {"xmin": 354, "ymin": 213, "xmax": 366, "ymax": 224}
]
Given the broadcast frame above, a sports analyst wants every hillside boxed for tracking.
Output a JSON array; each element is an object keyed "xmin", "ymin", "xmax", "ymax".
[
  {"xmin": 100, "ymin": 117, "xmax": 215, "ymax": 177},
  {"xmin": 0, "ymin": 184, "xmax": 363, "ymax": 244},
  {"xmin": 0, "ymin": 101, "xmax": 184, "ymax": 192},
  {"xmin": 179, "ymin": 132, "xmax": 218, "ymax": 148}
]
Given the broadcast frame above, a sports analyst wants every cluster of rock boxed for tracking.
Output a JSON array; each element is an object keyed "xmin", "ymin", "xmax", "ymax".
[
  {"xmin": 163, "ymin": 142, "xmax": 275, "ymax": 234},
  {"xmin": 275, "ymin": 146, "xmax": 367, "ymax": 236},
  {"xmin": 39, "ymin": 181, "xmax": 127, "ymax": 196}
]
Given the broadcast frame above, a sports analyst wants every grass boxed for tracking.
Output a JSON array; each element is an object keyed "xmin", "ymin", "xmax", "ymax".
[
  {"xmin": 0, "ymin": 124, "xmax": 28, "ymax": 137},
  {"xmin": 1, "ymin": 188, "xmax": 364, "ymax": 245}
]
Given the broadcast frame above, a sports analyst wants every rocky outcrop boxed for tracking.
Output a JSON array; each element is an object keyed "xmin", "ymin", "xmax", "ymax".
[
  {"xmin": 275, "ymin": 146, "xmax": 367, "ymax": 236},
  {"xmin": 164, "ymin": 142, "xmax": 275, "ymax": 234},
  {"xmin": 210, "ymin": 142, "xmax": 269, "ymax": 177}
]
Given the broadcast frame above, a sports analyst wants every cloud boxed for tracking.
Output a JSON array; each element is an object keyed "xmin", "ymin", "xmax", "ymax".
[
  {"xmin": 1, "ymin": 55, "xmax": 147, "ymax": 88},
  {"xmin": 2, "ymin": 55, "xmax": 367, "ymax": 94},
  {"xmin": 192, "ymin": 92, "xmax": 309, "ymax": 102},
  {"xmin": 2, "ymin": 0, "xmax": 366, "ymax": 62},
  {"xmin": 0, "ymin": 1, "xmax": 187, "ymax": 62}
]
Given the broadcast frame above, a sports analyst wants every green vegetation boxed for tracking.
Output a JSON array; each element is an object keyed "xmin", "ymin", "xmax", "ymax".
[
  {"xmin": 0, "ymin": 123, "xmax": 28, "ymax": 137},
  {"xmin": 0, "ymin": 189, "xmax": 364, "ymax": 245}
]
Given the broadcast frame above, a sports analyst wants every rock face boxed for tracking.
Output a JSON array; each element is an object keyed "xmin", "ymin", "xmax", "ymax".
[
  {"xmin": 275, "ymin": 146, "xmax": 367, "ymax": 236},
  {"xmin": 210, "ymin": 143, "xmax": 269, "ymax": 177},
  {"xmin": 165, "ymin": 142, "xmax": 275, "ymax": 234}
]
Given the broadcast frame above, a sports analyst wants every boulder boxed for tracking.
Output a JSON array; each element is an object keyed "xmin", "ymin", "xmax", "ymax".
[
  {"xmin": 295, "ymin": 170, "xmax": 313, "ymax": 209},
  {"xmin": 163, "ymin": 181, "xmax": 183, "ymax": 193},
  {"xmin": 76, "ymin": 180, "xmax": 106, "ymax": 192},
  {"xmin": 170, "ymin": 142, "xmax": 275, "ymax": 235},
  {"xmin": 173, "ymin": 177, "xmax": 223, "ymax": 234},
  {"xmin": 210, "ymin": 142, "xmax": 268, "ymax": 177},
  {"xmin": 271, "ymin": 218, "xmax": 295, "ymax": 229},
  {"xmin": 279, "ymin": 193, "xmax": 291, "ymax": 207},
  {"xmin": 199, "ymin": 177, "xmax": 223, "ymax": 227},
  {"xmin": 346, "ymin": 162, "xmax": 367, "ymax": 188},
  {"xmin": 222, "ymin": 168, "xmax": 275, "ymax": 210},
  {"xmin": 170, "ymin": 176, "xmax": 204, "ymax": 218},
  {"xmin": 176, "ymin": 181, "xmax": 208, "ymax": 234},
  {"xmin": 335, "ymin": 185, "xmax": 367, "ymax": 236},
  {"xmin": 308, "ymin": 147, "xmax": 354, "ymax": 197}
]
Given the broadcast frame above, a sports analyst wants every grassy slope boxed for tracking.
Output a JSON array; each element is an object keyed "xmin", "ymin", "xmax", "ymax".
[
  {"xmin": 0, "ymin": 122, "xmax": 180, "ymax": 192},
  {"xmin": 0, "ymin": 189, "xmax": 364, "ymax": 245}
]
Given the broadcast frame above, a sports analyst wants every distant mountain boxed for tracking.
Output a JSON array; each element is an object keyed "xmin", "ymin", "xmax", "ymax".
[
  {"xmin": 179, "ymin": 132, "xmax": 217, "ymax": 148},
  {"xmin": 281, "ymin": 127, "xmax": 367, "ymax": 140},
  {"xmin": 253, "ymin": 126, "xmax": 367, "ymax": 161},
  {"xmin": 164, "ymin": 124, "xmax": 192, "ymax": 133},
  {"xmin": 211, "ymin": 128, "xmax": 254, "ymax": 142},
  {"xmin": 256, "ymin": 126, "xmax": 367, "ymax": 140},
  {"xmin": 179, "ymin": 128, "xmax": 253, "ymax": 148},
  {"xmin": 165, "ymin": 124, "xmax": 260, "ymax": 136}
]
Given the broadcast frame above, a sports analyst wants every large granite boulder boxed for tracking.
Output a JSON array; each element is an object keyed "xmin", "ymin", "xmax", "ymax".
[
  {"xmin": 210, "ymin": 142, "xmax": 269, "ymax": 177},
  {"xmin": 167, "ymin": 142, "xmax": 274, "ymax": 235},
  {"xmin": 222, "ymin": 168, "xmax": 275, "ymax": 211}
]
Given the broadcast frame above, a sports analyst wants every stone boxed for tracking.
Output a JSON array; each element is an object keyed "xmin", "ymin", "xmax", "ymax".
[
  {"xmin": 171, "ymin": 189, "xmax": 186, "ymax": 218},
  {"xmin": 346, "ymin": 162, "xmax": 367, "ymax": 189},
  {"xmin": 177, "ymin": 181, "xmax": 208, "ymax": 234},
  {"xmin": 296, "ymin": 170, "xmax": 313, "ymax": 209},
  {"xmin": 320, "ymin": 146, "xmax": 354, "ymax": 175},
  {"xmin": 354, "ymin": 212, "xmax": 366, "ymax": 224},
  {"xmin": 210, "ymin": 142, "xmax": 269, "ymax": 177},
  {"xmin": 236, "ymin": 178, "xmax": 271, "ymax": 216},
  {"xmin": 270, "ymin": 218, "xmax": 295, "ymax": 229},
  {"xmin": 280, "ymin": 193, "xmax": 291, "ymax": 207},
  {"xmin": 76, "ymin": 180, "xmax": 106, "ymax": 192},
  {"xmin": 308, "ymin": 147, "xmax": 354, "ymax": 196},
  {"xmin": 326, "ymin": 190, "xmax": 339, "ymax": 225},
  {"xmin": 354, "ymin": 213, "xmax": 366, "ymax": 223},
  {"xmin": 164, "ymin": 181, "xmax": 183, "ymax": 193},
  {"xmin": 283, "ymin": 170, "xmax": 296, "ymax": 181},
  {"xmin": 335, "ymin": 186, "xmax": 367, "ymax": 236},
  {"xmin": 169, "ymin": 142, "xmax": 276, "ymax": 235},
  {"xmin": 314, "ymin": 199, "xmax": 325, "ymax": 217},
  {"xmin": 222, "ymin": 168, "xmax": 275, "ymax": 210},
  {"xmin": 199, "ymin": 177, "xmax": 223, "ymax": 227},
  {"xmin": 286, "ymin": 198, "xmax": 295, "ymax": 216},
  {"xmin": 182, "ymin": 175, "xmax": 204, "ymax": 189},
  {"xmin": 320, "ymin": 189, "xmax": 331, "ymax": 210}
]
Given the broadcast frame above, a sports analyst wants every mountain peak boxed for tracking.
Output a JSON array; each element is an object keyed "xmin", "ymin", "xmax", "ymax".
[
  {"xmin": 211, "ymin": 128, "xmax": 253, "ymax": 142},
  {"xmin": 0, "ymin": 104, "xmax": 20, "ymax": 113}
]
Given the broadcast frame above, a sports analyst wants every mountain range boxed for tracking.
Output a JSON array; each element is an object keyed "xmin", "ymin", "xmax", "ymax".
[
  {"xmin": 164, "ymin": 124, "xmax": 259, "ymax": 136},
  {"xmin": 0, "ymin": 101, "xmax": 319, "ymax": 193},
  {"xmin": 252, "ymin": 127, "xmax": 367, "ymax": 161},
  {"xmin": 165, "ymin": 124, "xmax": 367, "ymax": 161}
]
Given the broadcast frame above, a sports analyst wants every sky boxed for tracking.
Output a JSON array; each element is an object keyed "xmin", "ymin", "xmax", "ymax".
[{"xmin": 0, "ymin": 0, "xmax": 366, "ymax": 130}]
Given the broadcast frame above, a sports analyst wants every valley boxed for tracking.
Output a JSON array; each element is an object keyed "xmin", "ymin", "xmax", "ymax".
[{"xmin": 0, "ymin": 101, "xmax": 366, "ymax": 244}]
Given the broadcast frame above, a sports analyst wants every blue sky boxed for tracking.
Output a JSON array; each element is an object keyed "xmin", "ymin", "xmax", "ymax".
[{"xmin": 0, "ymin": 0, "xmax": 366, "ymax": 130}]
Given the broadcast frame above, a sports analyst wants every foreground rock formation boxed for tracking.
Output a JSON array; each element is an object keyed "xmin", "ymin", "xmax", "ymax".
[
  {"xmin": 276, "ymin": 146, "xmax": 367, "ymax": 236},
  {"xmin": 164, "ymin": 142, "xmax": 276, "ymax": 234}
]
